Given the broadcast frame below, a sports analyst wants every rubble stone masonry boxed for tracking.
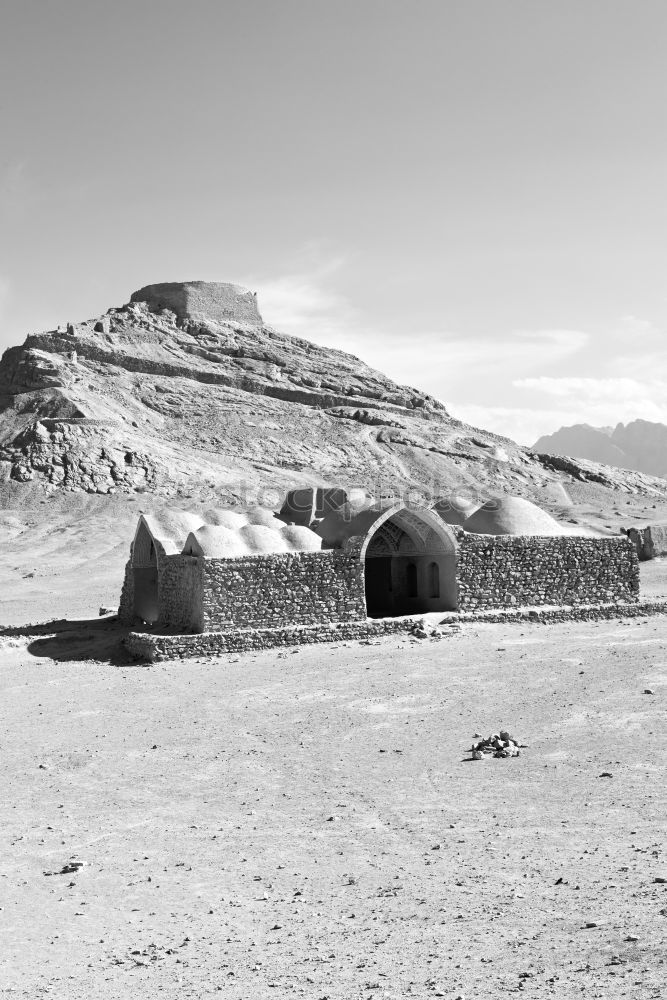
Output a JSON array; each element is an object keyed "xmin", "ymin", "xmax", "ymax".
[
  {"xmin": 457, "ymin": 534, "xmax": 639, "ymax": 610},
  {"xmin": 201, "ymin": 550, "xmax": 366, "ymax": 630},
  {"xmin": 124, "ymin": 600, "xmax": 667, "ymax": 662},
  {"xmin": 159, "ymin": 555, "xmax": 204, "ymax": 631},
  {"xmin": 121, "ymin": 530, "xmax": 640, "ymax": 660},
  {"xmin": 118, "ymin": 562, "xmax": 135, "ymax": 624}
]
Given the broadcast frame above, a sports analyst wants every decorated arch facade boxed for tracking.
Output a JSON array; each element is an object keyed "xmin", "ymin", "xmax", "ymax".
[{"xmin": 354, "ymin": 504, "xmax": 459, "ymax": 616}]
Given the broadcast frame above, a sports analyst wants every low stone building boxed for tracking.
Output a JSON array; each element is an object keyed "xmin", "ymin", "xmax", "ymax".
[
  {"xmin": 625, "ymin": 524, "xmax": 667, "ymax": 561},
  {"xmin": 119, "ymin": 491, "xmax": 640, "ymax": 656}
]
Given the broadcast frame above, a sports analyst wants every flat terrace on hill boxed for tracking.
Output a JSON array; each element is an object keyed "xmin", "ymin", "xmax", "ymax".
[{"xmin": 118, "ymin": 488, "xmax": 640, "ymax": 660}]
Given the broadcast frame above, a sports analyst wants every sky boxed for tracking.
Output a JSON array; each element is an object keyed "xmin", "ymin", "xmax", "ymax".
[{"xmin": 1, "ymin": 0, "xmax": 667, "ymax": 445}]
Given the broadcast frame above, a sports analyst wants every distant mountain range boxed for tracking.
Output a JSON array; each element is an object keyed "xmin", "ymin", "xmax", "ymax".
[{"xmin": 533, "ymin": 420, "xmax": 667, "ymax": 478}]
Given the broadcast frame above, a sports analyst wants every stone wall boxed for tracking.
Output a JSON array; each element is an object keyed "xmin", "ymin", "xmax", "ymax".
[
  {"xmin": 126, "ymin": 615, "xmax": 424, "ymax": 660},
  {"xmin": 124, "ymin": 599, "xmax": 667, "ymax": 661},
  {"xmin": 130, "ymin": 281, "xmax": 263, "ymax": 328},
  {"xmin": 118, "ymin": 560, "xmax": 134, "ymax": 624},
  {"xmin": 201, "ymin": 550, "xmax": 366, "ymax": 631},
  {"xmin": 158, "ymin": 555, "xmax": 204, "ymax": 632},
  {"xmin": 118, "ymin": 523, "xmax": 640, "ymax": 643},
  {"xmin": 457, "ymin": 534, "xmax": 639, "ymax": 610}
]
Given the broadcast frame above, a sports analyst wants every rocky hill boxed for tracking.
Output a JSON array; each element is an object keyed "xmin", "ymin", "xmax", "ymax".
[
  {"xmin": 534, "ymin": 420, "xmax": 667, "ymax": 478},
  {"xmin": 2, "ymin": 281, "xmax": 667, "ymax": 514}
]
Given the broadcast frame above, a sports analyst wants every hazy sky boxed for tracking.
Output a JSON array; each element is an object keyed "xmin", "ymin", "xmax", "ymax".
[{"xmin": 2, "ymin": 0, "xmax": 667, "ymax": 444}]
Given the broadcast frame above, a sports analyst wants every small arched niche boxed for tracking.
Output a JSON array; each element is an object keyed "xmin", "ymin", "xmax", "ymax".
[
  {"xmin": 428, "ymin": 561, "xmax": 440, "ymax": 598},
  {"xmin": 359, "ymin": 505, "xmax": 458, "ymax": 618}
]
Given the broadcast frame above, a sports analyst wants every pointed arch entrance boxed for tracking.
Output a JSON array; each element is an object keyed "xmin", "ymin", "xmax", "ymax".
[
  {"xmin": 359, "ymin": 505, "xmax": 458, "ymax": 618},
  {"xmin": 131, "ymin": 519, "xmax": 159, "ymax": 624}
]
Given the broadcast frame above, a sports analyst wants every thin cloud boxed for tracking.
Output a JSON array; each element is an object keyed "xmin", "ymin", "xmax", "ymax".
[
  {"xmin": 513, "ymin": 376, "xmax": 655, "ymax": 400},
  {"xmin": 252, "ymin": 272, "xmax": 354, "ymax": 344},
  {"xmin": 501, "ymin": 375, "xmax": 667, "ymax": 443},
  {"xmin": 251, "ymin": 261, "xmax": 591, "ymax": 398},
  {"xmin": 239, "ymin": 263, "xmax": 642, "ymax": 445},
  {"xmin": 429, "ymin": 328, "xmax": 589, "ymax": 377},
  {"xmin": 243, "ymin": 252, "xmax": 366, "ymax": 354}
]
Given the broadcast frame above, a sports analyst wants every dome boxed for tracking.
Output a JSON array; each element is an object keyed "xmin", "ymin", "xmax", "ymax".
[
  {"xmin": 140, "ymin": 510, "xmax": 206, "ymax": 555},
  {"xmin": 203, "ymin": 508, "xmax": 248, "ymax": 529},
  {"xmin": 245, "ymin": 507, "xmax": 281, "ymax": 527},
  {"xmin": 463, "ymin": 496, "xmax": 568, "ymax": 536},
  {"xmin": 280, "ymin": 524, "xmax": 323, "ymax": 552},
  {"xmin": 433, "ymin": 494, "xmax": 481, "ymax": 526},
  {"xmin": 184, "ymin": 525, "xmax": 250, "ymax": 558},
  {"xmin": 181, "ymin": 515, "xmax": 323, "ymax": 558},
  {"xmin": 240, "ymin": 523, "xmax": 290, "ymax": 553}
]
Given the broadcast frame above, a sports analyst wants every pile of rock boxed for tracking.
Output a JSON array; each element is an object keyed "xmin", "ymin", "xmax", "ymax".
[
  {"xmin": 469, "ymin": 730, "xmax": 526, "ymax": 759},
  {"xmin": 410, "ymin": 623, "xmax": 442, "ymax": 640}
]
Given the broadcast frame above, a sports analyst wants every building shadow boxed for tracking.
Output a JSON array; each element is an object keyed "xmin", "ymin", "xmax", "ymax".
[{"xmin": 1, "ymin": 617, "xmax": 136, "ymax": 666}]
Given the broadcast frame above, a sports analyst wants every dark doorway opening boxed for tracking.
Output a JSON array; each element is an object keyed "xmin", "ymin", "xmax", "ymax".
[
  {"xmin": 364, "ymin": 555, "xmax": 393, "ymax": 617},
  {"xmin": 363, "ymin": 509, "xmax": 457, "ymax": 618}
]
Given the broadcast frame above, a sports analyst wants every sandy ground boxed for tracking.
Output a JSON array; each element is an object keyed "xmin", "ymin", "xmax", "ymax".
[
  {"xmin": 2, "ymin": 496, "xmax": 667, "ymax": 997},
  {"xmin": 1, "ymin": 604, "xmax": 666, "ymax": 999}
]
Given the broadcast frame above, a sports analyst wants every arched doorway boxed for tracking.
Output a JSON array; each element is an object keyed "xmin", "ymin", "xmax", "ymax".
[
  {"xmin": 132, "ymin": 519, "xmax": 159, "ymax": 624},
  {"xmin": 360, "ymin": 506, "xmax": 458, "ymax": 618}
]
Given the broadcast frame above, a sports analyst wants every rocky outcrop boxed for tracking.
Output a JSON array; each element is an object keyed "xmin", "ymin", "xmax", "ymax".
[
  {"xmin": 533, "ymin": 452, "xmax": 667, "ymax": 495},
  {"xmin": 326, "ymin": 406, "xmax": 406, "ymax": 428},
  {"xmin": 2, "ymin": 420, "xmax": 156, "ymax": 493},
  {"xmin": 0, "ymin": 347, "xmax": 70, "ymax": 393}
]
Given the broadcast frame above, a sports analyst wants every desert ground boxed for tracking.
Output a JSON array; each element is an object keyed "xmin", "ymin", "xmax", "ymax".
[{"xmin": 1, "ymin": 539, "xmax": 667, "ymax": 998}]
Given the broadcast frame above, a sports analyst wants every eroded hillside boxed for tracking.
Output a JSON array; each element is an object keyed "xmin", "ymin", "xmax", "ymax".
[{"xmin": 1, "ymin": 281, "xmax": 666, "ymax": 513}]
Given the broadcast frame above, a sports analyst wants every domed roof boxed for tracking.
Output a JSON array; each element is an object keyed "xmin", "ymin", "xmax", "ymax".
[
  {"xmin": 240, "ymin": 524, "xmax": 290, "ymax": 553},
  {"xmin": 280, "ymin": 524, "xmax": 323, "ymax": 551},
  {"xmin": 183, "ymin": 526, "xmax": 248, "ymax": 558},
  {"xmin": 139, "ymin": 510, "xmax": 205, "ymax": 554},
  {"xmin": 182, "ymin": 520, "xmax": 323, "ymax": 558},
  {"xmin": 203, "ymin": 508, "xmax": 248, "ymax": 529},
  {"xmin": 245, "ymin": 507, "xmax": 282, "ymax": 527},
  {"xmin": 463, "ymin": 496, "xmax": 568, "ymax": 536},
  {"xmin": 433, "ymin": 494, "xmax": 481, "ymax": 526}
]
